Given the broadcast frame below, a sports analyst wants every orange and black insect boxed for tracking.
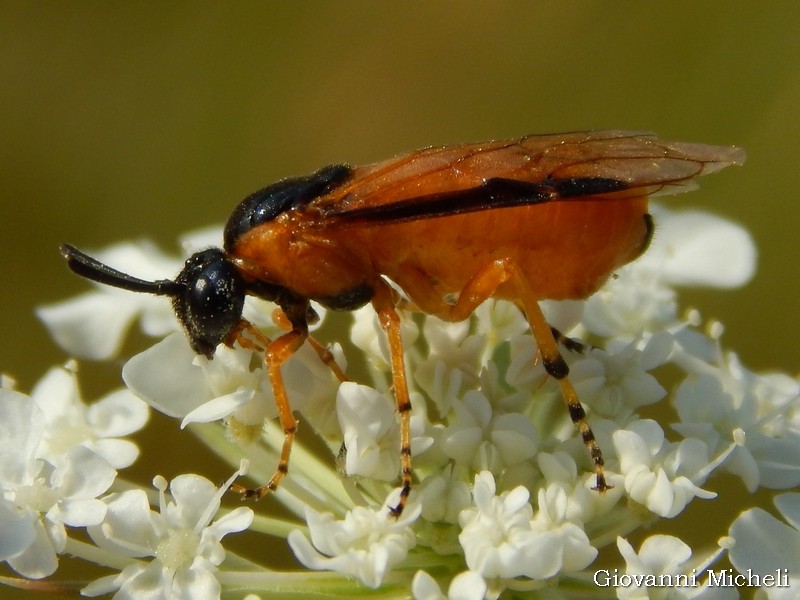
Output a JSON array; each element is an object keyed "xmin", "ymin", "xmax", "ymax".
[{"xmin": 61, "ymin": 130, "xmax": 744, "ymax": 516}]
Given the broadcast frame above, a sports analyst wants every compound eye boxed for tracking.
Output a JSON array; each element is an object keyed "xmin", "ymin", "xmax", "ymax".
[{"xmin": 175, "ymin": 249, "xmax": 245, "ymax": 357}]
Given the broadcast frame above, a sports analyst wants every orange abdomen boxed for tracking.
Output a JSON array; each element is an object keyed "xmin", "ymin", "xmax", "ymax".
[{"xmin": 341, "ymin": 198, "xmax": 649, "ymax": 318}]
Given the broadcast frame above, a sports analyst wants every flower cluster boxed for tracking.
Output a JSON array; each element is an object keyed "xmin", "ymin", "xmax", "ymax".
[
  {"xmin": 0, "ymin": 361, "xmax": 253, "ymax": 598},
  {"xmin": 0, "ymin": 364, "xmax": 146, "ymax": 580},
  {"xmin": 1, "ymin": 207, "xmax": 797, "ymax": 598}
]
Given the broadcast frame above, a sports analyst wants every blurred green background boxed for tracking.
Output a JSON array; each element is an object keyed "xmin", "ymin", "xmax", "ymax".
[{"xmin": 1, "ymin": 2, "xmax": 798, "ymax": 596}]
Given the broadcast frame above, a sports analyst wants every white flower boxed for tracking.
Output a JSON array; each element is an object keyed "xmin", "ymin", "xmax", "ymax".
[
  {"xmin": 634, "ymin": 206, "xmax": 756, "ymax": 289},
  {"xmin": 83, "ymin": 469, "xmax": 253, "ymax": 599},
  {"xmin": 473, "ymin": 298, "xmax": 532, "ymax": 349},
  {"xmin": 337, "ymin": 382, "xmax": 400, "ymax": 481},
  {"xmin": 30, "ymin": 364, "xmax": 148, "ymax": 469},
  {"xmin": 617, "ymin": 535, "xmax": 690, "ymax": 599},
  {"xmin": 582, "ymin": 267, "xmax": 681, "ymax": 339},
  {"xmin": 504, "ymin": 333, "xmax": 548, "ymax": 393},
  {"xmin": 612, "ymin": 420, "xmax": 716, "ymax": 518},
  {"xmin": 123, "ymin": 332, "xmax": 268, "ymax": 426},
  {"xmin": 122, "ymin": 330, "xmax": 339, "ymax": 442},
  {"xmin": 287, "ymin": 490, "xmax": 420, "ymax": 589},
  {"xmin": 416, "ymin": 463, "xmax": 472, "ymax": 524},
  {"xmin": 411, "ymin": 569, "xmax": 487, "ymax": 600},
  {"xmin": 535, "ymin": 452, "xmax": 621, "ymax": 524},
  {"xmin": 673, "ymin": 352, "xmax": 800, "ymax": 492},
  {"xmin": 458, "ymin": 471, "xmax": 594, "ymax": 580},
  {"xmin": 0, "ymin": 389, "xmax": 116, "ymax": 579},
  {"xmin": 440, "ymin": 391, "xmax": 538, "ymax": 474},
  {"xmin": 336, "ymin": 383, "xmax": 433, "ymax": 486},
  {"xmin": 528, "ymin": 485, "xmax": 597, "ymax": 572},
  {"xmin": 569, "ymin": 334, "xmax": 671, "ymax": 421},
  {"xmin": 616, "ymin": 535, "xmax": 735, "ymax": 599},
  {"xmin": 413, "ymin": 317, "xmax": 487, "ymax": 408},
  {"xmin": 728, "ymin": 492, "xmax": 800, "ymax": 599},
  {"xmin": 0, "ymin": 390, "xmax": 50, "ymax": 575}
]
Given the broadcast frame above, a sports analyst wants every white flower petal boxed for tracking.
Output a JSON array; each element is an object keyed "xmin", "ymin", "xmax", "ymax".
[
  {"xmin": 181, "ymin": 389, "xmax": 255, "ymax": 427},
  {"xmin": 205, "ymin": 506, "xmax": 254, "ymax": 539},
  {"xmin": 89, "ymin": 439, "xmax": 141, "ymax": 470},
  {"xmin": 87, "ymin": 490, "xmax": 159, "ymax": 557},
  {"xmin": 37, "ymin": 292, "xmax": 142, "ymax": 359},
  {"xmin": 636, "ymin": 534, "xmax": 693, "ymax": 573},
  {"xmin": 29, "ymin": 366, "xmax": 78, "ymax": 416},
  {"xmin": 558, "ymin": 522, "xmax": 599, "ymax": 571},
  {"xmin": 168, "ymin": 475, "xmax": 220, "ymax": 527},
  {"xmin": 54, "ymin": 498, "xmax": 107, "ymax": 528},
  {"xmin": 288, "ymin": 492, "xmax": 419, "ymax": 589},
  {"xmin": 729, "ymin": 507, "xmax": 800, "ymax": 574},
  {"xmin": 88, "ymin": 388, "xmax": 150, "ymax": 437},
  {"xmin": 441, "ymin": 426, "xmax": 484, "ymax": 466},
  {"xmin": 748, "ymin": 434, "xmax": 800, "ymax": 490},
  {"xmin": 123, "ymin": 332, "xmax": 211, "ymax": 418},
  {"xmin": 448, "ymin": 570, "xmax": 488, "ymax": 600},
  {"xmin": 337, "ymin": 382, "xmax": 399, "ymax": 480},
  {"xmin": 775, "ymin": 493, "xmax": 800, "ymax": 531},
  {"xmin": 640, "ymin": 207, "xmax": 757, "ymax": 288},
  {"xmin": 6, "ymin": 517, "xmax": 58, "ymax": 579},
  {"xmin": 490, "ymin": 412, "xmax": 538, "ymax": 466},
  {"xmin": 173, "ymin": 564, "xmax": 221, "ymax": 600},
  {"xmin": 287, "ymin": 529, "xmax": 331, "ymax": 570},
  {"xmin": 0, "ymin": 390, "xmax": 44, "ymax": 484},
  {"xmin": 417, "ymin": 466, "xmax": 472, "ymax": 524},
  {"xmin": 0, "ymin": 501, "xmax": 36, "ymax": 561},
  {"xmin": 53, "ymin": 446, "xmax": 116, "ymax": 502},
  {"xmin": 614, "ymin": 429, "xmax": 655, "ymax": 472},
  {"xmin": 116, "ymin": 561, "xmax": 172, "ymax": 600},
  {"xmin": 81, "ymin": 572, "xmax": 126, "ymax": 597},
  {"xmin": 411, "ymin": 570, "xmax": 446, "ymax": 600}
]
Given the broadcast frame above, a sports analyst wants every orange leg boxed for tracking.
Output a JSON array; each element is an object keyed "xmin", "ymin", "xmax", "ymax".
[
  {"xmin": 272, "ymin": 308, "xmax": 348, "ymax": 382},
  {"xmin": 370, "ymin": 281, "xmax": 414, "ymax": 517},
  {"xmin": 229, "ymin": 319, "xmax": 307, "ymax": 500},
  {"xmin": 509, "ymin": 270, "xmax": 610, "ymax": 492},
  {"xmin": 305, "ymin": 336, "xmax": 348, "ymax": 383},
  {"xmin": 438, "ymin": 259, "xmax": 610, "ymax": 493}
]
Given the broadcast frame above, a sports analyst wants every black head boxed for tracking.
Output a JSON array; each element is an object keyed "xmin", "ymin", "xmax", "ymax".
[{"xmin": 61, "ymin": 244, "xmax": 246, "ymax": 358}]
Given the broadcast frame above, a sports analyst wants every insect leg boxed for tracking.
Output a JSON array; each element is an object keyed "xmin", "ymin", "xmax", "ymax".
[
  {"xmin": 230, "ymin": 322, "xmax": 307, "ymax": 500},
  {"xmin": 370, "ymin": 280, "xmax": 413, "ymax": 517},
  {"xmin": 506, "ymin": 266, "xmax": 610, "ymax": 493},
  {"xmin": 306, "ymin": 336, "xmax": 349, "ymax": 383},
  {"xmin": 272, "ymin": 308, "xmax": 348, "ymax": 382},
  {"xmin": 438, "ymin": 259, "xmax": 609, "ymax": 492},
  {"xmin": 550, "ymin": 326, "xmax": 589, "ymax": 354}
]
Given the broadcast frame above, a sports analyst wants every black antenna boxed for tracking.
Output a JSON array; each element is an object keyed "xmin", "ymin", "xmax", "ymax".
[{"xmin": 60, "ymin": 244, "xmax": 183, "ymax": 297}]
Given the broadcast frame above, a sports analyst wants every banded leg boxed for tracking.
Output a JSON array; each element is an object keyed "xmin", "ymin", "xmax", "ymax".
[
  {"xmin": 421, "ymin": 259, "xmax": 609, "ymax": 492},
  {"xmin": 229, "ymin": 320, "xmax": 307, "ymax": 500},
  {"xmin": 371, "ymin": 281, "xmax": 414, "ymax": 517},
  {"xmin": 510, "ymin": 271, "xmax": 609, "ymax": 492},
  {"xmin": 550, "ymin": 326, "xmax": 589, "ymax": 354}
]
